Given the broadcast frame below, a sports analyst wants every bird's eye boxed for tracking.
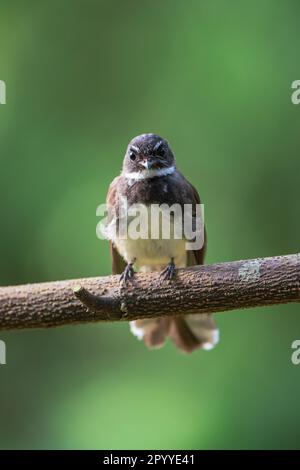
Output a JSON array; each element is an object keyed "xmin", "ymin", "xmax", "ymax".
[{"xmin": 129, "ymin": 151, "xmax": 136, "ymax": 161}]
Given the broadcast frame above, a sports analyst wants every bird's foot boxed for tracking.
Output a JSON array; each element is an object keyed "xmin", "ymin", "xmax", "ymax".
[
  {"xmin": 160, "ymin": 258, "xmax": 176, "ymax": 281},
  {"xmin": 120, "ymin": 260, "xmax": 136, "ymax": 285}
]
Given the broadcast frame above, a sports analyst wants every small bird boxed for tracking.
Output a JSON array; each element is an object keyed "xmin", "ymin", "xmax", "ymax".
[{"xmin": 105, "ymin": 133, "xmax": 219, "ymax": 353}]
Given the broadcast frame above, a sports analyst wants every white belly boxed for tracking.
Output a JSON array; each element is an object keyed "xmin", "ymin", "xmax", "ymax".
[
  {"xmin": 114, "ymin": 236, "xmax": 187, "ymax": 272},
  {"xmin": 110, "ymin": 205, "xmax": 187, "ymax": 272}
]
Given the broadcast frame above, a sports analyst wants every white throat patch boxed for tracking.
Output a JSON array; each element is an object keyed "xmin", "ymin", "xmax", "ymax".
[{"xmin": 124, "ymin": 166, "xmax": 175, "ymax": 181}]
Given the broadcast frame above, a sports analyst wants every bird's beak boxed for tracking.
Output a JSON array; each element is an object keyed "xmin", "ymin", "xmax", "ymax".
[{"xmin": 141, "ymin": 159, "xmax": 154, "ymax": 170}]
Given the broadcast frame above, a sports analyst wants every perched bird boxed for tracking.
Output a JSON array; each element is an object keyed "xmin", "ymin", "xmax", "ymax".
[{"xmin": 105, "ymin": 133, "xmax": 218, "ymax": 353}]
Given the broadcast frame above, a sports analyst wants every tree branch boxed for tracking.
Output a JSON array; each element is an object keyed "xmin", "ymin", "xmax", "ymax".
[{"xmin": 0, "ymin": 253, "xmax": 299, "ymax": 331}]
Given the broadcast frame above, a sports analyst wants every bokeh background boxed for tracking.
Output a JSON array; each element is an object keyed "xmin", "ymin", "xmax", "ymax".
[{"xmin": 0, "ymin": 0, "xmax": 300, "ymax": 450}]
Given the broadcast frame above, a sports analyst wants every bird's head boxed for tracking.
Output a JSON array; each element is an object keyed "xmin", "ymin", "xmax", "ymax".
[{"xmin": 122, "ymin": 133, "xmax": 175, "ymax": 176}]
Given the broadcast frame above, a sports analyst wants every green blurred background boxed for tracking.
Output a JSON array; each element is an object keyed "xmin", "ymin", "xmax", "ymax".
[{"xmin": 0, "ymin": 0, "xmax": 300, "ymax": 450}]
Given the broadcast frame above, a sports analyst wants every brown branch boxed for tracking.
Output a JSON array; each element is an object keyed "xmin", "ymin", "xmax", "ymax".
[{"xmin": 0, "ymin": 253, "xmax": 299, "ymax": 331}]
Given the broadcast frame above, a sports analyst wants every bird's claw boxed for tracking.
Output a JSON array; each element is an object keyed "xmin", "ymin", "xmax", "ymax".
[
  {"xmin": 160, "ymin": 258, "xmax": 176, "ymax": 281},
  {"xmin": 120, "ymin": 262, "xmax": 135, "ymax": 285}
]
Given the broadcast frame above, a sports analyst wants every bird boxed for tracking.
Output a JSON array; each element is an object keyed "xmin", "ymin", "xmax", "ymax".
[{"xmin": 105, "ymin": 133, "xmax": 219, "ymax": 353}]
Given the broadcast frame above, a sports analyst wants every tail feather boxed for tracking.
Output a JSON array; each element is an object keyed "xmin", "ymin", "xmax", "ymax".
[
  {"xmin": 130, "ymin": 314, "xmax": 219, "ymax": 353},
  {"xmin": 183, "ymin": 313, "xmax": 219, "ymax": 351},
  {"xmin": 130, "ymin": 318, "xmax": 171, "ymax": 350},
  {"xmin": 168, "ymin": 317, "xmax": 202, "ymax": 353}
]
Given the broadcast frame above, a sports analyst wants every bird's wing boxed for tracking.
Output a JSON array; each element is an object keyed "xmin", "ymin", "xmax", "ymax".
[
  {"xmin": 110, "ymin": 241, "xmax": 126, "ymax": 275},
  {"xmin": 180, "ymin": 175, "xmax": 207, "ymax": 266},
  {"xmin": 106, "ymin": 176, "xmax": 127, "ymax": 274}
]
